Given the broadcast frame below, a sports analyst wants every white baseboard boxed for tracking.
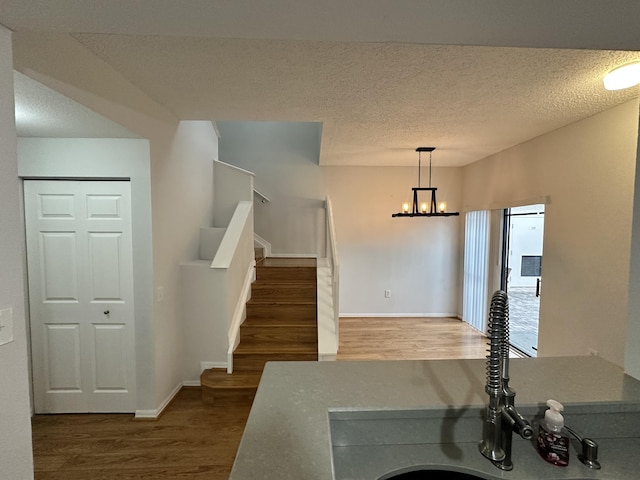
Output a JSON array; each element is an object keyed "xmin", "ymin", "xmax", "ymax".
[
  {"xmin": 227, "ymin": 261, "xmax": 254, "ymax": 374},
  {"xmin": 339, "ymin": 313, "xmax": 459, "ymax": 318},
  {"xmin": 134, "ymin": 382, "xmax": 182, "ymax": 419},
  {"xmin": 267, "ymin": 253, "xmax": 318, "ymax": 258},
  {"xmin": 319, "ymin": 353, "xmax": 337, "ymax": 361},
  {"xmin": 200, "ymin": 361, "xmax": 227, "ymax": 371},
  {"xmin": 253, "ymin": 233, "xmax": 272, "ymax": 257},
  {"xmin": 183, "ymin": 380, "xmax": 201, "ymax": 387}
]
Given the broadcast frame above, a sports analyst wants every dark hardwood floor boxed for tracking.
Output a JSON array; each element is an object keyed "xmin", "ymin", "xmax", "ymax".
[{"xmin": 32, "ymin": 388, "xmax": 251, "ymax": 479}]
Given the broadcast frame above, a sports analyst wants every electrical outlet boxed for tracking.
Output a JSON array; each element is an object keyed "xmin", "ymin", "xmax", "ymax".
[
  {"xmin": 384, "ymin": 289, "xmax": 391, "ymax": 298},
  {"xmin": 0, "ymin": 307, "xmax": 14, "ymax": 346}
]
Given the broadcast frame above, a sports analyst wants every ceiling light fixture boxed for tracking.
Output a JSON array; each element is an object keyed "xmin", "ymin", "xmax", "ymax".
[
  {"xmin": 603, "ymin": 62, "xmax": 640, "ymax": 90},
  {"xmin": 392, "ymin": 147, "xmax": 459, "ymax": 218}
]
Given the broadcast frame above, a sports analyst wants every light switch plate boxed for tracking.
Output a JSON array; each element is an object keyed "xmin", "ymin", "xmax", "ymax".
[{"xmin": 0, "ymin": 307, "xmax": 14, "ymax": 346}]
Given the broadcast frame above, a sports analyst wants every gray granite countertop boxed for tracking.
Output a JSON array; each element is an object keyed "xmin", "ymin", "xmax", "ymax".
[{"xmin": 230, "ymin": 357, "xmax": 640, "ymax": 479}]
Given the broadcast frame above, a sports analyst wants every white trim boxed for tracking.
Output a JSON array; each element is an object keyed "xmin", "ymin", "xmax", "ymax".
[
  {"xmin": 200, "ymin": 361, "xmax": 227, "ymax": 371},
  {"xmin": 253, "ymin": 188, "xmax": 270, "ymax": 203},
  {"xmin": 319, "ymin": 353, "xmax": 337, "ymax": 361},
  {"xmin": 463, "ymin": 195, "xmax": 551, "ymax": 213},
  {"xmin": 317, "ymin": 263, "xmax": 337, "ymax": 362},
  {"xmin": 213, "ymin": 159, "xmax": 255, "ymax": 177},
  {"xmin": 211, "ymin": 121, "xmax": 221, "ymax": 139},
  {"xmin": 226, "ymin": 259, "xmax": 255, "ymax": 373},
  {"xmin": 183, "ymin": 380, "xmax": 201, "ymax": 387},
  {"xmin": 268, "ymin": 253, "xmax": 318, "ymax": 258},
  {"xmin": 211, "ymin": 201, "xmax": 252, "ymax": 269},
  {"xmin": 253, "ymin": 232, "xmax": 272, "ymax": 258},
  {"xmin": 317, "ymin": 257, "xmax": 330, "ymax": 268},
  {"xmin": 134, "ymin": 382, "xmax": 182, "ymax": 419},
  {"xmin": 339, "ymin": 313, "xmax": 459, "ymax": 318}
]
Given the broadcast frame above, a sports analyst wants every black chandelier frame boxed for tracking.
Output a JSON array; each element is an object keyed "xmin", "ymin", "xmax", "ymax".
[{"xmin": 392, "ymin": 147, "xmax": 460, "ymax": 218}]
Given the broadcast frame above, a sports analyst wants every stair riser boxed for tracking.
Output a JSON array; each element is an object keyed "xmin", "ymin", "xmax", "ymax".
[
  {"xmin": 246, "ymin": 303, "xmax": 316, "ymax": 319},
  {"xmin": 240, "ymin": 326, "xmax": 318, "ymax": 345},
  {"xmin": 242, "ymin": 317, "xmax": 316, "ymax": 328},
  {"xmin": 250, "ymin": 286, "xmax": 316, "ymax": 302},
  {"xmin": 233, "ymin": 353, "xmax": 318, "ymax": 371},
  {"xmin": 202, "ymin": 387, "xmax": 256, "ymax": 406},
  {"xmin": 256, "ymin": 267, "xmax": 316, "ymax": 283}
]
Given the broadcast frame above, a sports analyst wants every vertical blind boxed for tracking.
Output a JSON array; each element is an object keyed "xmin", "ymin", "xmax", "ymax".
[{"xmin": 463, "ymin": 210, "xmax": 491, "ymax": 333}]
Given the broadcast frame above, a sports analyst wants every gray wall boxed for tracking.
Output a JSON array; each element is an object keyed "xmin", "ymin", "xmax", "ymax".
[{"xmin": 218, "ymin": 121, "xmax": 325, "ymax": 256}]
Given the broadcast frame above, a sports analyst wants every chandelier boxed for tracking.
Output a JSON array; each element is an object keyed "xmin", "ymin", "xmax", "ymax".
[{"xmin": 392, "ymin": 147, "xmax": 459, "ymax": 217}]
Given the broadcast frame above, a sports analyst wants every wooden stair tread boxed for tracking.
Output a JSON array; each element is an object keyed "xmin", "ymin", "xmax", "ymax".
[
  {"xmin": 253, "ymin": 278, "xmax": 317, "ymax": 288},
  {"xmin": 246, "ymin": 302, "xmax": 316, "ymax": 317},
  {"xmin": 251, "ymin": 283, "xmax": 316, "ymax": 290},
  {"xmin": 200, "ymin": 255, "xmax": 318, "ymax": 405},
  {"xmin": 200, "ymin": 369, "xmax": 261, "ymax": 389},
  {"xmin": 232, "ymin": 353, "xmax": 317, "ymax": 371},
  {"xmin": 248, "ymin": 299, "xmax": 317, "ymax": 305},
  {"xmin": 242, "ymin": 317, "xmax": 316, "ymax": 327},
  {"xmin": 259, "ymin": 258, "xmax": 316, "ymax": 267},
  {"xmin": 234, "ymin": 341, "xmax": 317, "ymax": 354}
]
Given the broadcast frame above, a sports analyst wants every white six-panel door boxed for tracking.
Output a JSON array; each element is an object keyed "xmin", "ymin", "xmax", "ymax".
[{"xmin": 24, "ymin": 180, "xmax": 136, "ymax": 413}]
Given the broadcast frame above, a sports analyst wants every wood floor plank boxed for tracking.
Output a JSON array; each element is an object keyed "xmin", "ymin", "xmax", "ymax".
[{"xmin": 32, "ymin": 388, "xmax": 250, "ymax": 479}]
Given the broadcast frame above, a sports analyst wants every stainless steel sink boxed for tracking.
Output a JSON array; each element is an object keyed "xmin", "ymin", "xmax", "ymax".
[
  {"xmin": 328, "ymin": 405, "xmax": 640, "ymax": 480},
  {"xmin": 329, "ymin": 407, "xmax": 494, "ymax": 480},
  {"xmin": 380, "ymin": 468, "xmax": 485, "ymax": 479}
]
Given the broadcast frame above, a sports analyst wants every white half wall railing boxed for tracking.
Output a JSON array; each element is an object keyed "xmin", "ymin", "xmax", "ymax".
[
  {"xmin": 181, "ymin": 160, "xmax": 256, "ymax": 383},
  {"xmin": 326, "ymin": 196, "xmax": 340, "ymax": 342},
  {"xmin": 179, "ymin": 201, "xmax": 254, "ymax": 381},
  {"xmin": 211, "ymin": 201, "xmax": 255, "ymax": 373},
  {"xmin": 316, "ymin": 196, "xmax": 340, "ymax": 361}
]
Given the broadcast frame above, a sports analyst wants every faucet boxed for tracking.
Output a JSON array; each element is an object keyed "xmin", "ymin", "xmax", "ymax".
[{"xmin": 479, "ymin": 290, "xmax": 534, "ymax": 471}]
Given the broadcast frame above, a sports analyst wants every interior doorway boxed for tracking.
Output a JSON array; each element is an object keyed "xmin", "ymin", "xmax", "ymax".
[
  {"xmin": 501, "ymin": 204, "xmax": 544, "ymax": 356},
  {"xmin": 24, "ymin": 180, "xmax": 137, "ymax": 413}
]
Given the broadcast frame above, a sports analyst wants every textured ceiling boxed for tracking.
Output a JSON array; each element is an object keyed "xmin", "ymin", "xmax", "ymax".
[
  {"xmin": 4, "ymin": 1, "xmax": 640, "ymax": 166},
  {"xmin": 14, "ymin": 71, "xmax": 139, "ymax": 138}
]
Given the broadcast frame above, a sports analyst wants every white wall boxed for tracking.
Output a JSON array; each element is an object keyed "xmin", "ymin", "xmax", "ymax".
[
  {"xmin": 217, "ymin": 121, "xmax": 325, "ymax": 256},
  {"xmin": 324, "ymin": 165, "xmax": 463, "ymax": 316},
  {"xmin": 0, "ymin": 25, "xmax": 34, "ymax": 480},
  {"xmin": 12, "ymin": 32, "xmax": 219, "ymax": 412},
  {"xmin": 463, "ymin": 99, "xmax": 639, "ymax": 368}
]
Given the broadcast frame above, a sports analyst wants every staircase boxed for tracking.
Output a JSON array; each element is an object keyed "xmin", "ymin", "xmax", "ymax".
[{"xmin": 201, "ymin": 253, "xmax": 318, "ymax": 404}]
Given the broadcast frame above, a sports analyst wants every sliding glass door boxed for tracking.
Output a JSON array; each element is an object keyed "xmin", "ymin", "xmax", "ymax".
[{"xmin": 502, "ymin": 204, "xmax": 545, "ymax": 356}]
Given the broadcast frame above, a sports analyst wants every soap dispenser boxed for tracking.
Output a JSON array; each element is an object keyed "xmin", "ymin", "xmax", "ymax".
[{"xmin": 536, "ymin": 399, "xmax": 570, "ymax": 466}]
